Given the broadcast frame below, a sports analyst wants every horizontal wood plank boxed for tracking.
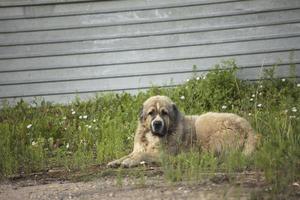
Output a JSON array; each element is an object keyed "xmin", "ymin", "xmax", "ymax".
[
  {"xmin": 0, "ymin": 50, "xmax": 299, "ymax": 84},
  {"xmin": 0, "ymin": 37, "xmax": 299, "ymax": 72},
  {"xmin": 1, "ymin": 0, "xmax": 299, "ymax": 33},
  {"xmin": 1, "ymin": 23, "xmax": 300, "ymax": 59},
  {"xmin": 0, "ymin": 0, "xmax": 236, "ymax": 19},
  {"xmin": 0, "ymin": 0, "xmax": 232, "ymax": 8},
  {"xmin": 1, "ymin": 9, "xmax": 300, "ymax": 46},
  {"xmin": 0, "ymin": 64, "xmax": 298, "ymax": 99}
]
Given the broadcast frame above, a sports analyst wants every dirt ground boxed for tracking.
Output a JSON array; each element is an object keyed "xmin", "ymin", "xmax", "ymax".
[{"xmin": 0, "ymin": 167, "xmax": 298, "ymax": 200}]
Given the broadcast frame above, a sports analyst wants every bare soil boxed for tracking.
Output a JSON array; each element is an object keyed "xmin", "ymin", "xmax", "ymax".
[{"xmin": 0, "ymin": 166, "xmax": 298, "ymax": 200}]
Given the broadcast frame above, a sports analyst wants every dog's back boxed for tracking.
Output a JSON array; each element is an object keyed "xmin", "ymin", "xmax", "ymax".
[{"xmin": 183, "ymin": 112, "xmax": 257, "ymax": 154}]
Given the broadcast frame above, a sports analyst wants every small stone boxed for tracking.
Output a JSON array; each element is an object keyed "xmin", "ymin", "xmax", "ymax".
[{"xmin": 108, "ymin": 192, "xmax": 114, "ymax": 197}]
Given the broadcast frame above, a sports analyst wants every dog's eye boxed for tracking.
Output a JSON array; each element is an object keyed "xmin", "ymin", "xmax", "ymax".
[
  {"xmin": 161, "ymin": 109, "xmax": 168, "ymax": 115},
  {"xmin": 148, "ymin": 111, "xmax": 154, "ymax": 115}
]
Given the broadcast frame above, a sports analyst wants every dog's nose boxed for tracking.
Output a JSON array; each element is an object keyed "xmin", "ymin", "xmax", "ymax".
[{"xmin": 153, "ymin": 121, "xmax": 162, "ymax": 129}]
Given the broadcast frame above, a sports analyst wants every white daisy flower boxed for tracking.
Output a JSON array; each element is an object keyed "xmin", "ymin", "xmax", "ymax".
[
  {"xmin": 93, "ymin": 119, "xmax": 96, "ymax": 123},
  {"xmin": 62, "ymin": 116, "xmax": 67, "ymax": 120},
  {"xmin": 289, "ymin": 115, "xmax": 296, "ymax": 119},
  {"xmin": 281, "ymin": 78, "xmax": 286, "ymax": 82},
  {"xmin": 186, "ymin": 79, "xmax": 190, "ymax": 82},
  {"xmin": 221, "ymin": 105, "xmax": 227, "ymax": 110},
  {"xmin": 31, "ymin": 141, "xmax": 37, "ymax": 146},
  {"xmin": 196, "ymin": 77, "xmax": 200, "ymax": 80},
  {"xmin": 291, "ymin": 107, "xmax": 297, "ymax": 112},
  {"xmin": 83, "ymin": 115, "xmax": 88, "ymax": 119},
  {"xmin": 27, "ymin": 124, "xmax": 32, "ymax": 129},
  {"xmin": 66, "ymin": 143, "xmax": 69, "ymax": 149},
  {"xmin": 250, "ymin": 98, "xmax": 254, "ymax": 102},
  {"xmin": 79, "ymin": 116, "xmax": 83, "ymax": 119},
  {"xmin": 180, "ymin": 95, "xmax": 185, "ymax": 100},
  {"xmin": 259, "ymin": 85, "xmax": 263, "ymax": 89},
  {"xmin": 140, "ymin": 161, "xmax": 146, "ymax": 165},
  {"xmin": 297, "ymin": 83, "xmax": 300, "ymax": 87},
  {"xmin": 71, "ymin": 111, "xmax": 76, "ymax": 115},
  {"xmin": 257, "ymin": 103, "xmax": 262, "ymax": 108},
  {"xmin": 248, "ymin": 113, "xmax": 252, "ymax": 116},
  {"xmin": 251, "ymin": 94, "xmax": 255, "ymax": 98}
]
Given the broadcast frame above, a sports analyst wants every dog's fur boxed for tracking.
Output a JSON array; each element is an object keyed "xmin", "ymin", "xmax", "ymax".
[{"xmin": 108, "ymin": 95, "xmax": 257, "ymax": 168}]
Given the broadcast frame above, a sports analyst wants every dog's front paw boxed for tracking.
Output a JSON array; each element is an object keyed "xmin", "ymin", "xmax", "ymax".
[
  {"xmin": 121, "ymin": 158, "xmax": 141, "ymax": 168},
  {"xmin": 107, "ymin": 159, "xmax": 122, "ymax": 168}
]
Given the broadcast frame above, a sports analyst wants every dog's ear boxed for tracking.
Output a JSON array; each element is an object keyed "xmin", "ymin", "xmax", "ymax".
[
  {"xmin": 172, "ymin": 104, "xmax": 178, "ymax": 113},
  {"xmin": 171, "ymin": 104, "xmax": 179, "ymax": 122},
  {"xmin": 139, "ymin": 106, "xmax": 144, "ymax": 121}
]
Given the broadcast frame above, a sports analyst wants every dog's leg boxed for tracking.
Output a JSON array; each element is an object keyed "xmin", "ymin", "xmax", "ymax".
[
  {"xmin": 120, "ymin": 152, "xmax": 160, "ymax": 168},
  {"xmin": 107, "ymin": 153, "xmax": 134, "ymax": 168}
]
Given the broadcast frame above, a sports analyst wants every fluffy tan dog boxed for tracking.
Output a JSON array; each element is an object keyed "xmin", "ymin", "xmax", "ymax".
[{"xmin": 108, "ymin": 95, "xmax": 257, "ymax": 168}]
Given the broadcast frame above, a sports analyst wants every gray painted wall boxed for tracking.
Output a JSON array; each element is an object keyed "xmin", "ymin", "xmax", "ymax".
[{"xmin": 0, "ymin": 0, "xmax": 299, "ymax": 105}]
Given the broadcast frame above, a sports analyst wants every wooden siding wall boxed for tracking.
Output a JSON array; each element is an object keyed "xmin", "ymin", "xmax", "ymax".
[{"xmin": 0, "ymin": 0, "xmax": 299, "ymax": 105}]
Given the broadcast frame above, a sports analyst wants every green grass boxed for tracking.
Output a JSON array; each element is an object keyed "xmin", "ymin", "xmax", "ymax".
[{"xmin": 0, "ymin": 60, "xmax": 299, "ymax": 196}]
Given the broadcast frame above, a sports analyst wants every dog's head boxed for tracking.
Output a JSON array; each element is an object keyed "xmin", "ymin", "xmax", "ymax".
[{"xmin": 139, "ymin": 95, "xmax": 180, "ymax": 137}]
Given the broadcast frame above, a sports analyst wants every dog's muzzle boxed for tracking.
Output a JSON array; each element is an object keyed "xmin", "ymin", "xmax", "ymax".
[{"xmin": 151, "ymin": 118, "xmax": 165, "ymax": 136}]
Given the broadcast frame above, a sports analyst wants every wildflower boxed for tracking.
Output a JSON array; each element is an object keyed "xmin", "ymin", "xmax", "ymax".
[
  {"xmin": 221, "ymin": 105, "xmax": 227, "ymax": 110},
  {"xmin": 257, "ymin": 103, "xmax": 262, "ymax": 108},
  {"xmin": 284, "ymin": 109, "xmax": 288, "ymax": 113},
  {"xmin": 281, "ymin": 78, "xmax": 286, "ymax": 82},
  {"xmin": 259, "ymin": 85, "xmax": 263, "ymax": 89},
  {"xmin": 83, "ymin": 115, "xmax": 88, "ymax": 119},
  {"xmin": 71, "ymin": 111, "xmax": 76, "ymax": 115},
  {"xmin": 186, "ymin": 79, "xmax": 190, "ymax": 82},
  {"xmin": 79, "ymin": 115, "xmax": 83, "ymax": 119},
  {"xmin": 248, "ymin": 113, "xmax": 252, "ymax": 116},
  {"xmin": 62, "ymin": 116, "xmax": 67, "ymax": 120},
  {"xmin": 88, "ymin": 125, "xmax": 92, "ymax": 129},
  {"xmin": 66, "ymin": 143, "xmax": 69, "ymax": 149},
  {"xmin": 297, "ymin": 83, "xmax": 300, "ymax": 87},
  {"xmin": 289, "ymin": 115, "xmax": 296, "ymax": 119},
  {"xmin": 291, "ymin": 107, "xmax": 297, "ymax": 112},
  {"xmin": 180, "ymin": 95, "xmax": 185, "ymax": 100},
  {"xmin": 203, "ymin": 76, "xmax": 206, "ymax": 80},
  {"xmin": 32, "ymin": 141, "xmax": 37, "ymax": 146},
  {"xmin": 140, "ymin": 161, "xmax": 146, "ymax": 165},
  {"xmin": 27, "ymin": 124, "xmax": 32, "ymax": 129},
  {"xmin": 196, "ymin": 77, "xmax": 200, "ymax": 81},
  {"xmin": 251, "ymin": 94, "xmax": 255, "ymax": 98},
  {"xmin": 93, "ymin": 119, "xmax": 97, "ymax": 123},
  {"xmin": 259, "ymin": 92, "xmax": 262, "ymax": 96},
  {"xmin": 250, "ymin": 98, "xmax": 254, "ymax": 102}
]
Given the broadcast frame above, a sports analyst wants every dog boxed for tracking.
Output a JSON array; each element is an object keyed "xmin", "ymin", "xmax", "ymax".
[{"xmin": 107, "ymin": 95, "xmax": 257, "ymax": 168}]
